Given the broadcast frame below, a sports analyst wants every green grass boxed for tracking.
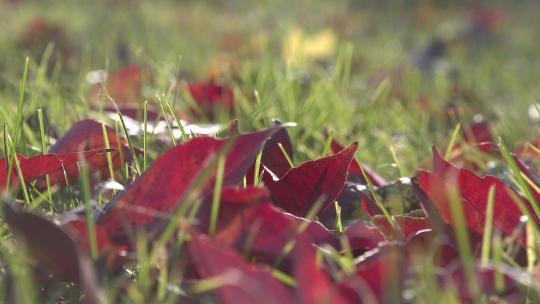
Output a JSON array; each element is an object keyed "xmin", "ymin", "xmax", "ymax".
[{"xmin": 2, "ymin": 0, "xmax": 540, "ymax": 302}]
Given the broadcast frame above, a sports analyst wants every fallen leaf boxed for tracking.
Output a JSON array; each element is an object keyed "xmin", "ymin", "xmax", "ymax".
[
  {"xmin": 212, "ymin": 202, "xmax": 337, "ymax": 263},
  {"xmin": 90, "ymin": 65, "xmax": 149, "ymax": 106},
  {"xmin": 371, "ymin": 214, "xmax": 431, "ymax": 241},
  {"xmin": 187, "ymin": 229, "xmax": 294, "ymax": 304},
  {"xmin": 18, "ymin": 18, "xmax": 72, "ymax": 69},
  {"xmin": 469, "ymin": 4, "xmax": 506, "ymax": 31},
  {"xmin": 195, "ymin": 186, "xmax": 272, "ymax": 232},
  {"xmin": 293, "ymin": 236, "xmax": 348, "ymax": 304},
  {"xmin": 98, "ymin": 127, "xmax": 281, "ymax": 234},
  {"xmin": 418, "ymin": 146, "xmax": 532, "ymax": 245},
  {"xmin": 282, "ymin": 27, "xmax": 337, "ymax": 67},
  {"xmin": 343, "ymin": 219, "xmax": 385, "ymax": 256},
  {"xmin": 185, "ymin": 81, "xmax": 235, "ymax": 120},
  {"xmin": 3, "ymin": 204, "xmax": 100, "ymax": 303},
  {"xmin": 0, "ymin": 150, "xmax": 108, "ymax": 190},
  {"xmin": 247, "ymin": 123, "xmax": 294, "ymax": 184},
  {"xmin": 330, "ymin": 139, "xmax": 387, "ymax": 187},
  {"xmin": 340, "ymin": 245, "xmax": 405, "ymax": 303},
  {"xmin": 60, "ymin": 216, "xmax": 126, "ymax": 269},
  {"xmin": 461, "ymin": 120, "xmax": 494, "ymax": 154},
  {"xmin": 264, "ymin": 142, "xmax": 358, "ymax": 217},
  {"xmin": 50, "ymin": 119, "xmax": 132, "ymax": 186}
]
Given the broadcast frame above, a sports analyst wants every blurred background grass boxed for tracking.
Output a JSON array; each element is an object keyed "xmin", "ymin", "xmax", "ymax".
[{"xmin": 1, "ymin": 0, "xmax": 540, "ymax": 180}]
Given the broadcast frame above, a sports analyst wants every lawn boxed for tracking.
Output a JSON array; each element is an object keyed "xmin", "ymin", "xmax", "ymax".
[{"xmin": 1, "ymin": 0, "xmax": 540, "ymax": 303}]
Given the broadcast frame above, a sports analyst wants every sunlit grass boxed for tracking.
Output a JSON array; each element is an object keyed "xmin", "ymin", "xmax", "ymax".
[{"xmin": 1, "ymin": 0, "xmax": 540, "ymax": 302}]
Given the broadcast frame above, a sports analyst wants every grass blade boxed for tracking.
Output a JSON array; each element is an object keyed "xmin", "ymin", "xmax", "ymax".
[
  {"xmin": 278, "ymin": 143, "xmax": 293, "ymax": 167},
  {"xmin": 208, "ymin": 154, "xmax": 226, "ymax": 235},
  {"xmin": 37, "ymin": 109, "xmax": 53, "ymax": 209},
  {"xmin": 480, "ymin": 185, "xmax": 496, "ymax": 266},
  {"xmin": 143, "ymin": 100, "xmax": 148, "ymax": 171},
  {"xmin": 499, "ymin": 138, "xmax": 540, "ymax": 221},
  {"xmin": 162, "ymin": 94, "xmax": 189, "ymax": 142},
  {"xmin": 79, "ymin": 156, "xmax": 98, "ymax": 260},
  {"xmin": 159, "ymin": 101, "xmax": 177, "ymax": 146},
  {"xmin": 101, "ymin": 121, "xmax": 117, "ymax": 191},
  {"xmin": 14, "ymin": 57, "xmax": 30, "ymax": 153},
  {"xmin": 444, "ymin": 123, "xmax": 461, "ymax": 160},
  {"xmin": 447, "ymin": 185, "xmax": 479, "ymax": 302}
]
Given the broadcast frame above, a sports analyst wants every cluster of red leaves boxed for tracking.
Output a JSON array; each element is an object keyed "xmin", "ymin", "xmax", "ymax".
[
  {"xmin": 1, "ymin": 150, "xmax": 103, "ymax": 190},
  {"xmin": 3, "ymin": 68, "xmax": 539, "ymax": 303},
  {"xmin": 1, "ymin": 119, "xmax": 130, "ymax": 191}
]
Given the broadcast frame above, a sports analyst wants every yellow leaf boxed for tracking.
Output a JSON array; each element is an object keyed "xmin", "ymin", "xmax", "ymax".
[{"xmin": 282, "ymin": 27, "xmax": 337, "ymax": 67}]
